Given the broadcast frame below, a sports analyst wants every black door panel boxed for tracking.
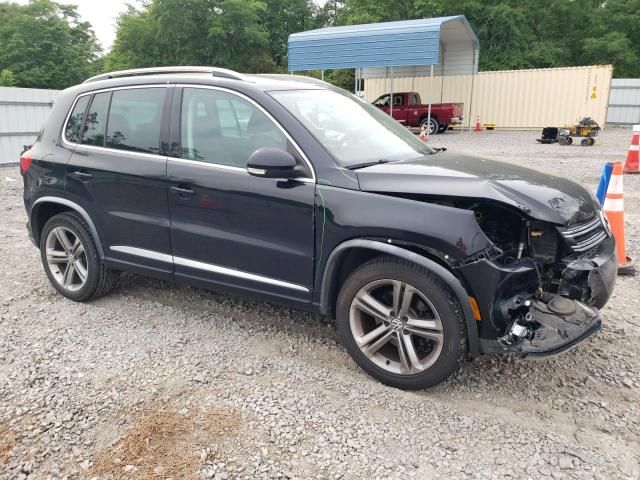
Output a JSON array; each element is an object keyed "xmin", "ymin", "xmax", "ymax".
[
  {"xmin": 65, "ymin": 86, "xmax": 172, "ymax": 273},
  {"xmin": 66, "ymin": 149, "xmax": 172, "ymax": 271},
  {"xmin": 167, "ymin": 161, "xmax": 314, "ymax": 299}
]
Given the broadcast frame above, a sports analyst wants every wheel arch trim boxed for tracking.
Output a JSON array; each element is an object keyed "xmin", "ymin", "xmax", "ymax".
[
  {"xmin": 31, "ymin": 196, "xmax": 104, "ymax": 258},
  {"xmin": 319, "ymin": 239, "xmax": 480, "ymax": 358}
]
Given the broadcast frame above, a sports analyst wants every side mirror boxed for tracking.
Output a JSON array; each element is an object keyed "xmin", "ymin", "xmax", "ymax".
[{"xmin": 247, "ymin": 147, "xmax": 298, "ymax": 179}]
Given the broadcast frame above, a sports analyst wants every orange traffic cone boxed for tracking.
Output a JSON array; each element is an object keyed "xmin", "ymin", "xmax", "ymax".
[
  {"xmin": 603, "ymin": 162, "xmax": 635, "ymax": 275},
  {"xmin": 419, "ymin": 124, "xmax": 428, "ymax": 142},
  {"xmin": 624, "ymin": 124, "xmax": 639, "ymax": 174},
  {"xmin": 474, "ymin": 115, "xmax": 483, "ymax": 132}
]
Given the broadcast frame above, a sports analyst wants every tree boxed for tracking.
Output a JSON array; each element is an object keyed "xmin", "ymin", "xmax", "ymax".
[
  {"xmin": 105, "ymin": 0, "xmax": 276, "ymax": 73},
  {"xmin": 0, "ymin": 0, "xmax": 101, "ymax": 89},
  {"xmin": 207, "ymin": 0, "xmax": 274, "ymax": 72},
  {"xmin": 263, "ymin": 0, "xmax": 318, "ymax": 70},
  {"xmin": 0, "ymin": 69, "xmax": 16, "ymax": 87},
  {"xmin": 336, "ymin": 0, "xmax": 640, "ymax": 77}
]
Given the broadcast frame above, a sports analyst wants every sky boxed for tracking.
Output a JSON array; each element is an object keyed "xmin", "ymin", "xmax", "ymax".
[
  {"xmin": 13, "ymin": 0, "xmax": 327, "ymax": 52},
  {"xmin": 13, "ymin": 0, "xmax": 134, "ymax": 51}
]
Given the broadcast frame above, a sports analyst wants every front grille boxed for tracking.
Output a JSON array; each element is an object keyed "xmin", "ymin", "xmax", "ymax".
[{"xmin": 558, "ymin": 215, "xmax": 608, "ymax": 253}]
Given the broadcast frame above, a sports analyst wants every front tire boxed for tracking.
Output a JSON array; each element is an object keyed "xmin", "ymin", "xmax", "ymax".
[
  {"xmin": 336, "ymin": 256, "xmax": 466, "ymax": 389},
  {"xmin": 40, "ymin": 212, "xmax": 118, "ymax": 302}
]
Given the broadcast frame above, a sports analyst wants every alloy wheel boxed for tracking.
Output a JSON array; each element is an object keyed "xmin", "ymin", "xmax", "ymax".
[
  {"xmin": 45, "ymin": 226, "xmax": 88, "ymax": 292},
  {"xmin": 349, "ymin": 279, "xmax": 444, "ymax": 375}
]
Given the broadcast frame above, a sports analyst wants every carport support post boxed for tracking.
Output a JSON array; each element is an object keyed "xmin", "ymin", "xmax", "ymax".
[
  {"xmin": 467, "ymin": 44, "xmax": 478, "ymax": 131},
  {"xmin": 427, "ymin": 64, "xmax": 433, "ymax": 137},
  {"xmin": 390, "ymin": 67, "xmax": 394, "ymax": 118},
  {"xmin": 354, "ymin": 68, "xmax": 358, "ymax": 95}
]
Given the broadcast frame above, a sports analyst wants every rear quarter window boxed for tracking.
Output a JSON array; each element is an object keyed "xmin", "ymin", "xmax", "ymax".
[
  {"xmin": 64, "ymin": 96, "xmax": 90, "ymax": 143},
  {"xmin": 81, "ymin": 92, "xmax": 110, "ymax": 146}
]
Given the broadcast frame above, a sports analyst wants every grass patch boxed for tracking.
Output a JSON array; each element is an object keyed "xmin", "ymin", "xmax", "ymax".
[
  {"xmin": 92, "ymin": 407, "xmax": 240, "ymax": 479},
  {"xmin": 0, "ymin": 422, "xmax": 19, "ymax": 462}
]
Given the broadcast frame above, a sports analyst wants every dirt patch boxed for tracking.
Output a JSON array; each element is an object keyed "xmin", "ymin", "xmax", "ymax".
[
  {"xmin": 92, "ymin": 407, "xmax": 240, "ymax": 480},
  {"xmin": 0, "ymin": 423, "xmax": 19, "ymax": 462}
]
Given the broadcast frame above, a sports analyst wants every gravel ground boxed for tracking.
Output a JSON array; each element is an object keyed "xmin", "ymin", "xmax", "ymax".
[{"xmin": 0, "ymin": 128, "xmax": 639, "ymax": 480}]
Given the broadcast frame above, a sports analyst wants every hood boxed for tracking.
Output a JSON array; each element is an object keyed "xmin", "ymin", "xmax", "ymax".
[{"xmin": 354, "ymin": 150, "xmax": 597, "ymax": 225}]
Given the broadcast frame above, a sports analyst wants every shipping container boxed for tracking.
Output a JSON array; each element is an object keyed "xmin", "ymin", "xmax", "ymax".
[{"xmin": 363, "ymin": 65, "xmax": 612, "ymax": 130}]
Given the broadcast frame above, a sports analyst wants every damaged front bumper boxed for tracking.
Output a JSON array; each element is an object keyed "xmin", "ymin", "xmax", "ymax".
[
  {"xmin": 457, "ymin": 235, "xmax": 616, "ymax": 357},
  {"xmin": 498, "ymin": 294, "xmax": 601, "ymax": 357}
]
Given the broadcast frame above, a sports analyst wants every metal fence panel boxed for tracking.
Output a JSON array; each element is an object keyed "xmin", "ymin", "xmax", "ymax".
[
  {"xmin": 607, "ymin": 79, "xmax": 640, "ymax": 125},
  {"xmin": 0, "ymin": 87, "xmax": 59, "ymax": 165},
  {"xmin": 363, "ymin": 65, "xmax": 613, "ymax": 130}
]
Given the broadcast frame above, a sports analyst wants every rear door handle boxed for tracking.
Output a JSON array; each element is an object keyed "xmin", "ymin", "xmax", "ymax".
[
  {"xmin": 170, "ymin": 185, "xmax": 195, "ymax": 197},
  {"xmin": 71, "ymin": 170, "xmax": 92, "ymax": 181}
]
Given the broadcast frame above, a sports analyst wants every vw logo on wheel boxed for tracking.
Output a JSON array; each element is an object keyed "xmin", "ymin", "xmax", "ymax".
[{"xmin": 390, "ymin": 318, "xmax": 404, "ymax": 332}]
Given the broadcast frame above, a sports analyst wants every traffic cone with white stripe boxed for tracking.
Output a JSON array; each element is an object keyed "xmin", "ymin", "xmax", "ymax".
[
  {"xmin": 624, "ymin": 124, "xmax": 640, "ymax": 174},
  {"xmin": 474, "ymin": 115, "xmax": 483, "ymax": 132},
  {"xmin": 419, "ymin": 124, "xmax": 428, "ymax": 142},
  {"xmin": 603, "ymin": 162, "xmax": 635, "ymax": 275}
]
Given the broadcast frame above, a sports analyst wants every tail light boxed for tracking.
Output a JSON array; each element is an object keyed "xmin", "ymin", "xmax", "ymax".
[{"xmin": 20, "ymin": 150, "xmax": 32, "ymax": 175}]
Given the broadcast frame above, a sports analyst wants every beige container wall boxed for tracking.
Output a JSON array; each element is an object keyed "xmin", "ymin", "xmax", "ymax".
[{"xmin": 363, "ymin": 65, "xmax": 613, "ymax": 130}]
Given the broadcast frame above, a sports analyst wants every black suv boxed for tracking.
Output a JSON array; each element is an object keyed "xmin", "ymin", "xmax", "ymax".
[{"xmin": 21, "ymin": 67, "xmax": 617, "ymax": 389}]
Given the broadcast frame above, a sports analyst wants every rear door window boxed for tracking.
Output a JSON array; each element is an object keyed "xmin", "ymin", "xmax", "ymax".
[
  {"xmin": 81, "ymin": 92, "xmax": 110, "ymax": 146},
  {"xmin": 106, "ymin": 88, "xmax": 166, "ymax": 154},
  {"xmin": 64, "ymin": 96, "xmax": 90, "ymax": 143}
]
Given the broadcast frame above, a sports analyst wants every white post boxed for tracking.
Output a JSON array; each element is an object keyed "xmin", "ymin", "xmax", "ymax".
[
  {"xmin": 467, "ymin": 44, "xmax": 478, "ymax": 132},
  {"xmin": 321, "ymin": 70, "xmax": 324, "ymax": 81},
  {"xmin": 354, "ymin": 68, "xmax": 357, "ymax": 94},
  {"xmin": 390, "ymin": 66, "xmax": 394, "ymax": 118},
  {"xmin": 427, "ymin": 64, "xmax": 433, "ymax": 137}
]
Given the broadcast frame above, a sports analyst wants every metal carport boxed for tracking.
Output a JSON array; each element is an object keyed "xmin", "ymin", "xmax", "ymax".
[{"xmin": 288, "ymin": 16, "xmax": 479, "ymax": 133}]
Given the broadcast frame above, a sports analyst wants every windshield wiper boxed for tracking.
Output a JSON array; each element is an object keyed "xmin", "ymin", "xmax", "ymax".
[{"xmin": 345, "ymin": 159, "xmax": 392, "ymax": 170}]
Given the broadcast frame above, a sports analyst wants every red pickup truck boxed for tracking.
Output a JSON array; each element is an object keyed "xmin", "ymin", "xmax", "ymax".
[{"xmin": 372, "ymin": 92, "xmax": 464, "ymax": 134}]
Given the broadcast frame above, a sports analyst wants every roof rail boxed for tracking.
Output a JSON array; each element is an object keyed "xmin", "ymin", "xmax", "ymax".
[
  {"xmin": 254, "ymin": 73, "xmax": 332, "ymax": 87},
  {"xmin": 83, "ymin": 66, "xmax": 245, "ymax": 84}
]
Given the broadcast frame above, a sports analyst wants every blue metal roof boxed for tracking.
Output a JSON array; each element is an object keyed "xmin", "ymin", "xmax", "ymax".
[{"xmin": 288, "ymin": 16, "xmax": 478, "ymax": 72}]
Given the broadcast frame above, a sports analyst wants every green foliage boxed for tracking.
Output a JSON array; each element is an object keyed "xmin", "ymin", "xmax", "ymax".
[
  {"xmin": 0, "ymin": 68, "xmax": 16, "ymax": 86},
  {"xmin": 336, "ymin": 0, "xmax": 640, "ymax": 77},
  {"xmin": 0, "ymin": 0, "xmax": 101, "ymax": 89},
  {"xmin": 105, "ymin": 0, "xmax": 319, "ymax": 73},
  {"xmin": 2, "ymin": 0, "xmax": 639, "ymax": 90}
]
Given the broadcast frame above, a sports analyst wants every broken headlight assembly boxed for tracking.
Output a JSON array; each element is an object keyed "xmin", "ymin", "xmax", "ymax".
[
  {"xmin": 498, "ymin": 292, "xmax": 601, "ymax": 356},
  {"xmin": 528, "ymin": 221, "xmax": 558, "ymax": 264}
]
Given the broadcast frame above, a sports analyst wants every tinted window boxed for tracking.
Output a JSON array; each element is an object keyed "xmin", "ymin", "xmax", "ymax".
[
  {"xmin": 106, "ymin": 88, "xmax": 165, "ymax": 154},
  {"xmin": 81, "ymin": 92, "xmax": 110, "ymax": 146},
  {"xmin": 181, "ymin": 88, "xmax": 287, "ymax": 168},
  {"xmin": 64, "ymin": 96, "xmax": 90, "ymax": 143}
]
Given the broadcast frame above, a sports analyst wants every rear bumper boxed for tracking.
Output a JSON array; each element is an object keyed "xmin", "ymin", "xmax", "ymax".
[{"xmin": 450, "ymin": 116, "xmax": 463, "ymax": 124}]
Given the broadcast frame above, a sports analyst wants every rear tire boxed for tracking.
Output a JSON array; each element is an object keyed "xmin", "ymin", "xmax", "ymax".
[
  {"xmin": 40, "ymin": 212, "xmax": 118, "ymax": 302},
  {"xmin": 420, "ymin": 117, "xmax": 440, "ymax": 136},
  {"xmin": 336, "ymin": 256, "xmax": 466, "ymax": 389}
]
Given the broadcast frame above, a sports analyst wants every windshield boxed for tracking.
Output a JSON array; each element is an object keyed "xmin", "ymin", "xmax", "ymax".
[{"xmin": 269, "ymin": 89, "xmax": 435, "ymax": 167}]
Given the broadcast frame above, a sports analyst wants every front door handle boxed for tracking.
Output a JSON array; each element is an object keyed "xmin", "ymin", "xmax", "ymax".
[
  {"xmin": 71, "ymin": 170, "xmax": 92, "ymax": 181},
  {"xmin": 170, "ymin": 185, "xmax": 195, "ymax": 197}
]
